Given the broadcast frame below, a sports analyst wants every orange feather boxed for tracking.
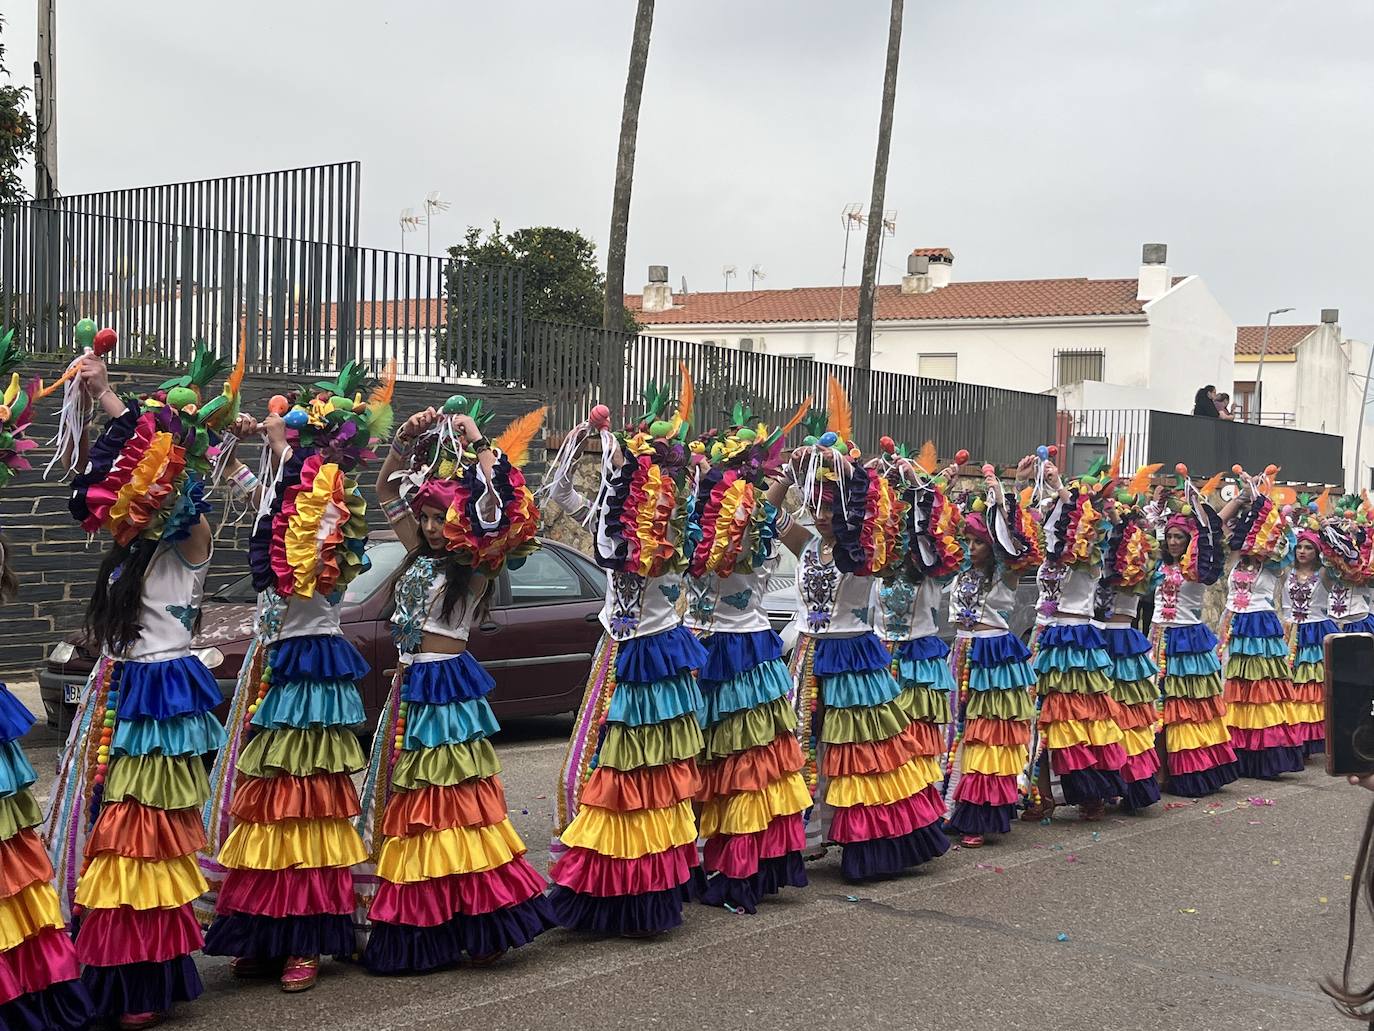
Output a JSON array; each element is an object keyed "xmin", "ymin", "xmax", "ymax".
[
  {"xmin": 916, "ymin": 440, "xmax": 938, "ymax": 475},
  {"xmin": 224, "ymin": 334, "xmax": 247, "ymax": 400},
  {"xmin": 673, "ymin": 362, "xmax": 694, "ymax": 429},
  {"xmin": 1315, "ymin": 487, "xmax": 1331, "ymax": 516},
  {"xmin": 1019, "ymin": 485, "xmax": 1033, "ymax": 508},
  {"xmin": 778, "ymin": 396, "xmax": 812, "ymax": 438},
  {"xmin": 492, "ymin": 406, "xmax": 548, "ymax": 468},
  {"xmin": 825, "ymin": 375, "xmax": 853, "ymax": 442},
  {"xmin": 368, "ymin": 358, "xmax": 397, "ymax": 409},
  {"xmin": 1196, "ymin": 472, "xmax": 1224, "ymax": 499},
  {"xmin": 1125, "ymin": 463, "xmax": 1163, "ymax": 497},
  {"xmin": 1105, "ymin": 436, "xmax": 1125, "ymax": 483}
]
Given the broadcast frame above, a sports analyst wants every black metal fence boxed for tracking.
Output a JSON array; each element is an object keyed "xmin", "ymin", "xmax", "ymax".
[
  {"xmin": 526, "ymin": 320, "xmax": 1056, "ymax": 464},
  {"xmin": 50, "ymin": 161, "xmax": 361, "ymax": 244},
  {"xmin": 1058, "ymin": 408, "xmax": 1344, "ymax": 486}
]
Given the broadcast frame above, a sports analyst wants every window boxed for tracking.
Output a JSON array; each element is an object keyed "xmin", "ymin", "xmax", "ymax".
[
  {"xmin": 1232, "ymin": 380, "xmax": 1258, "ymax": 423},
  {"xmin": 507, "ymin": 549, "xmax": 584, "ymax": 605},
  {"xmin": 917, "ymin": 353, "xmax": 957, "ymax": 381},
  {"xmin": 1053, "ymin": 349, "xmax": 1105, "ymax": 386}
]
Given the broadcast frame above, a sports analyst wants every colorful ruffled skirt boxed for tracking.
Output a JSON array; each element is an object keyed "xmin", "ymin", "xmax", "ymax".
[
  {"xmin": 793, "ymin": 632, "xmax": 950, "ymax": 879},
  {"xmin": 204, "ymin": 633, "xmax": 369, "ymax": 961},
  {"xmin": 1151, "ymin": 623, "xmax": 1238, "ymax": 797},
  {"xmin": 697, "ymin": 629, "xmax": 808, "ymax": 912},
  {"xmin": 944, "ymin": 632, "xmax": 1035, "ymax": 836},
  {"xmin": 360, "ymin": 652, "xmax": 555, "ymax": 971},
  {"xmin": 1336, "ymin": 614, "xmax": 1374, "ymax": 634},
  {"xmin": 1221, "ymin": 611, "xmax": 1304, "ymax": 779},
  {"xmin": 1101, "ymin": 625, "xmax": 1161, "ymax": 811},
  {"xmin": 551, "ymin": 625, "xmax": 706, "ymax": 935},
  {"xmin": 1286, "ymin": 618, "xmax": 1335, "ymax": 757},
  {"xmin": 47, "ymin": 655, "xmax": 225, "ymax": 1018},
  {"xmin": 0, "ymin": 684, "xmax": 91, "ymax": 1030},
  {"xmin": 1032, "ymin": 622, "xmax": 1126, "ymax": 806}
]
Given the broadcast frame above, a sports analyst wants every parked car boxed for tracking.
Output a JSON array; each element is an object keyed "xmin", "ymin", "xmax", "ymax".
[{"xmin": 39, "ymin": 534, "xmax": 607, "ymax": 736}]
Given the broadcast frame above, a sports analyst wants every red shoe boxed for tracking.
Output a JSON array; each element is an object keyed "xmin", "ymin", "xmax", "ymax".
[
  {"xmin": 960, "ymin": 834, "xmax": 985, "ymax": 848},
  {"xmin": 119, "ymin": 1014, "xmax": 163, "ymax": 1031},
  {"xmin": 280, "ymin": 956, "xmax": 319, "ymax": 993}
]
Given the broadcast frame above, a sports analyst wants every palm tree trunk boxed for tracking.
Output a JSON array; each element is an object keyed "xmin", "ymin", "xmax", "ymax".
[
  {"xmin": 853, "ymin": 0, "xmax": 904, "ymax": 447},
  {"xmin": 602, "ymin": 0, "xmax": 655, "ymax": 418}
]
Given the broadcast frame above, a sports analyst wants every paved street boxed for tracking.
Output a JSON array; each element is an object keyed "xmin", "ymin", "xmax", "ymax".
[{"xmin": 20, "ymin": 706, "xmax": 1372, "ymax": 1031}]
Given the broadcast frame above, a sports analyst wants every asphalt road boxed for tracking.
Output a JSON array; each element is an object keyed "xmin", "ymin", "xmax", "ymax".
[{"xmin": 21, "ymin": 716, "xmax": 1374, "ymax": 1031}]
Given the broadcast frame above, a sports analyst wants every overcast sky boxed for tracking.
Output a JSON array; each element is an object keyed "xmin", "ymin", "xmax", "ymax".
[{"xmin": 5, "ymin": 0, "xmax": 1373, "ymax": 340}]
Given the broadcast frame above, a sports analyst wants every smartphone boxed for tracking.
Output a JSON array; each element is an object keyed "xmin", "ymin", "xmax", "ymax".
[{"xmin": 1325, "ymin": 632, "xmax": 1374, "ymax": 778}]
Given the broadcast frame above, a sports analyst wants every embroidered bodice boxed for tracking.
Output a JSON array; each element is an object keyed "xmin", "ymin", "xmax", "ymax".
[
  {"xmin": 874, "ymin": 573, "xmax": 943, "ymax": 642},
  {"xmin": 684, "ymin": 555, "xmax": 776, "ymax": 634},
  {"xmin": 1282, "ymin": 569, "xmax": 1330, "ymax": 624},
  {"xmin": 390, "ymin": 556, "xmax": 481, "ymax": 655},
  {"xmin": 257, "ymin": 586, "xmax": 341, "ymax": 645},
  {"xmin": 1036, "ymin": 558, "xmax": 1099, "ymax": 623},
  {"xmin": 1225, "ymin": 560, "xmax": 1279, "ymax": 614},
  {"xmin": 794, "ymin": 539, "xmax": 875, "ymax": 637},
  {"xmin": 121, "ymin": 543, "xmax": 210, "ymax": 661},
  {"xmin": 1327, "ymin": 577, "xmax": 1370, "ymax": 623},
  {"xmin": 949, "ymin": 566, "xmax": 1015, "ymax": 632},
  {"xmin": 599, "ymin": 570, "xmax": 683, "ymax": 642},
  {"xmin": 1152, "ymin": 563, "xmax": 1205, "ymax": 627}
]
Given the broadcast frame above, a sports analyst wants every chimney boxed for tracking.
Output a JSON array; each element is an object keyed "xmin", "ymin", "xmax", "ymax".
[
  {"xmin": 901, "ymin": 254, "xmax": 932, "ymax": 295},
  {"xmin": 641, "ymin": 264, "xmax": 672, "ymax": 313},
  {"xmin": 1136, "ymin": 242, "xmax": 1170, "ymax": 302},
  {"xmin": 1322, "ymin": 308, "xmax": 1340, "ymax": 325}
]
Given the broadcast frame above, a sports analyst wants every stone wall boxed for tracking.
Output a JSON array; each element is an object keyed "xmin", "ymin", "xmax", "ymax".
[{"xmin": 0, "ymin": 362, "xmax": 547, "ymax": 675}]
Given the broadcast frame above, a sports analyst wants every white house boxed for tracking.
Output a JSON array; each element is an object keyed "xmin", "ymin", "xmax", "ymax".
[
  {"xmin": 627, "ymin": 243, "xmax": 1236, "ymax": 416},
  {"xmin": 1233, "ymin": 314, "xmax": 1374, "ymax": 491}
]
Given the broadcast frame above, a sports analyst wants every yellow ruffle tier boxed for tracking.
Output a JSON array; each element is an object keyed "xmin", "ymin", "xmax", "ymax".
[
  {"xmin": 75, "ymin": 853, "xmax": 206, "ymax": 911},
  {"xmin": 962, "ymin": 742, "xmax": 1028, "ymax": 777},
  {"xmin": 698, "ymin": 774, "xmax": 811, "ymax": 837},
  {"xmin": 217, "ymin": 816, "xmax": 367, "ymax": 871},
  {"xmin": 0, "ymin": 884, "xmax": 63, "ymax": 951},
  {"xmin": 1165, "ymin": 717, "xmax": 1231, "ymax": 753},
  {"xmin": 1043, "ymin": 719, "xmax": 1125, "ymax": 750},
  {"xmin": 827, "ymin": 756, "xmax": 943, "ymax": 808},
  {"xmin": 559, "ymin": 799, "xmax": 697, "ymax": 860},
  {"xmin": 1225, "ymin": 700, "xmax": 1290, "ymax": 731},
  {"xmin": 377, "ymin": 819, "xmax": 527, "ymax": 882},
  {"xmin": 1121, "ymin": 727, "xmax": 1157, "ymax": 757}
]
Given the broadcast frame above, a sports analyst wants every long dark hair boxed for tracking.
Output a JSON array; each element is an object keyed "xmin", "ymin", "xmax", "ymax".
[
  {"xmin": 1323, "ymin": 799, "xmax": 1374, "ymax": 1020},
  {"xmin": 1192, "ymin": 386, "xmax": 1218, "ymax": 417},
  {"xmin": 395, "ymin": 541, "xmax": 494, "ymax": 628},
  {"xmin": 0, "ymin": 534, "xmax": 18, "ymax": 605},
  {"xmin": 86, "ymin": 537, "xmax": 160, "ymax": 656}
]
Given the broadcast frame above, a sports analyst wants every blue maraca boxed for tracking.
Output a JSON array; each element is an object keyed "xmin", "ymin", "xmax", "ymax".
[
  {"xmin": 1036, "ymin": 445, "xmax": 1049, "ymax": 461},
  {"xmin": 818, "ymin": 431, "xmax": 838, "ymax": 448},
  {"xmin": 284, "ymin": 409, "xmax": 309, "ymax": 430}
]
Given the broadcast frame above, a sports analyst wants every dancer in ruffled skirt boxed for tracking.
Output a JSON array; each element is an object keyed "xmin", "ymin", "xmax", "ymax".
[{"xmin": 1282, "ymin": 524, "xmax": 1335, "ymax": 759}]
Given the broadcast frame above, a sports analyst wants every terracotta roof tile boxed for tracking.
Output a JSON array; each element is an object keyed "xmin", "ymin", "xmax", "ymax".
[
  {"xmin": 910, "ymin": 247, "xmax": 954, "ymax": 260},
  {"xmin": 1234, "ymin": 324, "xmax": 1317, "ymax": 357},
  {"xmin": 627, "ymin": 277, "xmax": 1177, "ymax": 326}
]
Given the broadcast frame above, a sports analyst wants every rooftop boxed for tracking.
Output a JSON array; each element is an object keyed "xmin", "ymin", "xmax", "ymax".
[
  {"xmin": 627, "ymin": 276, "xmax": 1186, "ymax": 327},
  {"xmin": 1234, "ymin": 324, "xmax": 1318, "ymax": 357}
]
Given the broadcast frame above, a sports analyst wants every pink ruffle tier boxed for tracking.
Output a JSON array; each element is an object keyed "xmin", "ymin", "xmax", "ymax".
[
  {"xmin": 74, "ymin": 903, "xmax": 204, "ymax": 967},
  {"xmin": 1048, "ymin": 742, "xmax": 1128, "ymax": 775},
  {"xmin": 952, "ymin": 771, "xmax": 1019, "ymax": 807},
  {"xmin": 368, "ymin": 858, "xmax": 548, "ymax": 925},
  {"xmin": 0, "ymin": 927, "xmax": 80, "ymax": 1006},
  {"xmin": 1167, "ymin": 742, "xmax": 1238, "ymax": 776},
  {"xmin": 549, "ymin": 842, "xmax": 697, "ymax": 897},
  {"xmin": 828, "ymin": 785, "xmax": 944, "ymax": 845},
  {"xmin": 701, "ymin": 814, "xmax": 805, "ymax": 881},
  {"xmin": 215, "ymin": 867, "xmax": 354, "ymax": 918}
]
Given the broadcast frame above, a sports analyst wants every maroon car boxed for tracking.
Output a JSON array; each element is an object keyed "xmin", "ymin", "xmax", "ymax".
[{"xmin": 39, "ymin": 534, "xmax": 605, "ymax": 736}]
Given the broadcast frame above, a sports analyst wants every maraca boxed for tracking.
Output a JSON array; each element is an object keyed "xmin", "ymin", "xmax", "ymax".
[
  {"xmin": 954, "ymin": 449, "xmax": 969, "ymax": 466},
  {"xmin": 1036, "ymin": 445, "xmax": 1049, "ymax": 461},
  {"xmin": 268, "ymin": 395, "xmax": 289, "ymax": 416},
  {"xmin": 589, "ymin": 404, "xmax": 611, "ymax": 430},
  {"xmin": 879, "ymin": 435, "xmax": 895, "ymax": 454},
  {"xmin": 284, "ymin": 409, "xmax": 309, "ymax": 430},
  {"xmin": 1047, "ymin": 445, "xmax": 1058, "ymax": 457},
  {"xmin": 92, "ymin": 327, "xmax": 118, "ymax": 357},
  {"xmin": 818, "ymin": 431, "xmax": 838, "ymax": 448}
]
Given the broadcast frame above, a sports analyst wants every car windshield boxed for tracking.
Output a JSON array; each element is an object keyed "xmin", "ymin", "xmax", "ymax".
[{"xmin": 208, "ymin": 541, "xmax": 409, "ymax": 604}]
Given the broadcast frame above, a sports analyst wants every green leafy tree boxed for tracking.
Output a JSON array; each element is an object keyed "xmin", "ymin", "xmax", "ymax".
[
  {"xmin": 441, "ymin": 222, "xmax": 638, "ymax": 388},
  {"xmin": 0, "ymin": 18, "xmax": 34, "ymax": 206}
]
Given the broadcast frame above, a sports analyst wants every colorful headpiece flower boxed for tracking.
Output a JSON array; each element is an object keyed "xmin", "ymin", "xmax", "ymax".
[{"xmin": 0, "ymin": 329, "xmax": 40, "ymax": 488}]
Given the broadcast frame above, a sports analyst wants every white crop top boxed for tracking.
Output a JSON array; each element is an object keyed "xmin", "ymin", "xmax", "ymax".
[
  {"xmin": 949, "ymin": 567, "xmax": 1016, "ymax": 632},
  {"xmin": 874, "ymin": 574, "xmax": 943, "ymax": 642},
  {"xmin": 121, "ymin": 543, "xmax": 210, "ymax": 662},
  {"xmin": 794, "ymin": 539, "xmax": 875, "ymax": 638},
  {"xmin": 391, "ymin": 557, "xmax": 481, "ymax": 653},
  {"xmin": 1152, "ymin": 564, "xmax": 1205, "ymax": 627},
  {"xmin": 685, "ymin": 555, "xmax": 776, "ymax": 635},
  {"xmin": 1282, "ymin": 570, "xmax": 1330, "ymax": 624},
  {"xmin": 1329, "ymin": 580, "xmax": 1371, "ymax": 623},
  {"xmin": 1105, "ymin": 590, "xmax": 1142, "ymax": 621},
  {"xmin": 1035, "ymin": 559, "xmax": 1100, "ymax": 623},
  {"xmin": 1225, "ymin": 561, "xmax": 1279, "ymax": 615},
  {"xmin": 600, "ymin": 570, "xmax": 683, "ymax": 642},
  {"xmin": 258, "ymin": 587, "xmax": 341, "ymax": 645}
]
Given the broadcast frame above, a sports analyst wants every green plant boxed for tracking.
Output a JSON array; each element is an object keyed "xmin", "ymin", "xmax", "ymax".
[{"xmin": 0, "ymin": 18, "xmax": 34, "ymax": 206}]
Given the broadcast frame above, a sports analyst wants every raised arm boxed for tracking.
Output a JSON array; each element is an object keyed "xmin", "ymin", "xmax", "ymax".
[
  {"xmin": 71, "ymin": 356, "xmax": 128, "ymax": 470},
  {"xmin": 376, "ymin": 407, "xmax": 439, "ymax": 551},
  {"xmin": 768, "ymin": 447, "xmax": 812, "ymax": 556}
]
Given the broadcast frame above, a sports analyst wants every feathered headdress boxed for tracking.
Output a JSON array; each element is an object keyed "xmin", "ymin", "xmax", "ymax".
[
  {"xmin": 958, "ymin": 463, "xmax": 1043, "ymax": 573},
  {"xmin": 1103, "ymin": 509, "xmax": 1159, "ymax": 593},
  {"xmin": 0, "ymin": 330, "xmax": 40, "ymax": 488},
  {"xmin": 68, "ymin": 338, "xmax": 246, "ymax": 546},
  {"xmin": 1042, "ymin": 486, "xmax": 1104, "ymax": 567},
  {"xmin": 247, "ymin": 360, "xmax": 395, "ymax": 599}
]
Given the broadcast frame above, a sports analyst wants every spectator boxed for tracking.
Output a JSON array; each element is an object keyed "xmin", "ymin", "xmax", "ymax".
[
  {"xmin": 1215, "ymin": 392, "xmax": 1235, "ymax": 421},
  {"xmin": 1192, "ymin": 385, "xmax": 1219, "ymax": 417}
]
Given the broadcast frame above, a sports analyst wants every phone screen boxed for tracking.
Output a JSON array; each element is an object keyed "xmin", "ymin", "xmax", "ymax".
[{"xmin": 1325, "ymin": 632, "xmax": 1374, "ymax": 778}]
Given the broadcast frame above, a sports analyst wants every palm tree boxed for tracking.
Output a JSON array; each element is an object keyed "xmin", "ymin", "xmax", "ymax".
[
  {"xmin": 601, "ymin": 0, "xmax": 656, "ymax": 415},
  {"xmin": 853, "ymin": 0, "xmax": 904, "ymax": 446}
]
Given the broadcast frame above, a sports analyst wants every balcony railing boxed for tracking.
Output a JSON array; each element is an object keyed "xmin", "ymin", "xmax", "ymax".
[{"xmin": 1056, "ymin": 408, "xmax": 1342, "ymax": 486}]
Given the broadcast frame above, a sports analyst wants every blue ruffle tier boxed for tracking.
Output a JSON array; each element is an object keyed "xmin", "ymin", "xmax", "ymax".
[
  {"xmin": 1230, "ymin": 610, "xmax": 1284, "ymax": 639},
  {"xmin": 699, "ymin": 629, "xmax": 783, "ymax": 683},
  {"xmin": 895, "ymin": 635, "xmax": 951, "ymax": 662},
  {"xmin": 822, "ymin": 668, "xmax": 903, "ymax": 709},
  {"xmin": 1103, "ymin": 625, "xmax": 1152, "ymax": 660},
  {"xmin": 697, "ymin": 660, "xmax": 792, "ymax": 727},
  {"xmin": 270, "ymin": 633, "xmax": 369, "ymax": 683},
  {"xmin": 814, "ymin": 632, "xmax": 893, "ymax": 676},
  {"xmin": 608, "ymin": 673, "xmax": 703, "ymax": 727},
  {"xmin": 1164, "ymin": 623, "xmax": 1219, "ymax": 655},
  {"xmin": 1297, "ymin": 619, "xmax": 1338, "ymax": 649},
  {"xmin": 0, "ymin": 684, "xmax": 35, "ymax": 744},
  {"xmin": 616, "ymin": 625, "xmax": 708, "ymax": 683},
  {"xmin": 896, "ymin": 655, "xmax": 956, "ymax": 692},
  {"xmin": 1339, "ymin": 615, "xmax": 1374, "ymax": 634},
  {"xmin": 0, "ymin": 739, "xmax": 36, "ymax": 798},
  {"xmin": 116, "ymin": 655, "xmax": 221, "ymax": 722},
  {"xmin": 404, "ymin": 696, "xmax": 501, "ymax": 748},
  {"xmin": 252, "ymin": 679, "xmax": 366, "ymax": 730},
  {"xmin": 112, "ymin": 712, "xmax": 227, "ymax": 758},
  {"xmin": 968, "ymin": 629, "xmax": 1036, "ymax": 692},
  {"xmin": 403, "ymin": 651, "xmax": 494, "ymax": 706}
]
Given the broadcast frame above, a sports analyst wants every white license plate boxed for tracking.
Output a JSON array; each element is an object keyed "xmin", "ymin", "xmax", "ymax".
[{"xmin": 62, "ymin": 682, "xmax": 81, "ymax": 704}]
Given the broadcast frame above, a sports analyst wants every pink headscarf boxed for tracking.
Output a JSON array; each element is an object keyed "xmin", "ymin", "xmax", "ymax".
[
  {"xmin": 1296, "ymin": 528, "xmax": 1321, "ymax": 551},
  {"xmin": 409, "ymin": 479, "xmax": 459, "ymax": 516},
  {"xmin": 963, "ymin": 511, "xmax": 990, "ymax": 544},
  {"xmin": 1165, "ymin": 514, "xmax": 1196, "ymax": 538}
]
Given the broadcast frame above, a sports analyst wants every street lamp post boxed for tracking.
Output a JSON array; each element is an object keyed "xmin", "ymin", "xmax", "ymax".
[{"xmin": 1254, "ymin": 306, "xmax": 1295, "ymax": 423}]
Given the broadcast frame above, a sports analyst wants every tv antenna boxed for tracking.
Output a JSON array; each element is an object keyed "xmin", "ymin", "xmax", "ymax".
[
  {"xmin": 835, "ymin": 203, "xmax": 866, "ymax": 354},
  {"xmin": 423, "ymin": 191, "xmax": 451, "ymax": 256},
  {"xmin": 876, "ymin": 209, "xmax": 898, "ymax": 289},
  {"xmin": 722, "ymin": 265, "xmax": 737, "ymax": 292},
  {"xmin": 750, "ymin": 264, "xmax": 766, "ymax": 291},
  {"xmin": 399, "ymin": 208, "xmax": 426, "ymax": 253}
]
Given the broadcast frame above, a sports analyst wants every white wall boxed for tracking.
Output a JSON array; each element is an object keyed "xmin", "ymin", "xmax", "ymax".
[
  {"xmin": 1141, "ymin": 276, "xmax": 1236, "ymax": 415},
  {"xmin": 1052, "ymin": 379, "xmax": 1181, "ymax": 412}
]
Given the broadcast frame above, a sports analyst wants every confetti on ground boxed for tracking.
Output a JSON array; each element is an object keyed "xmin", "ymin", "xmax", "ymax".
[
  {"xmin": 520, "ymin": 808, "xmax": 529, "ymax": 815},
  {"xmin": 1164, "ymin": 801, "xmax": 1194, "ymax": 810},
  {"xmin": 534, "ymin": 794, "xmax": 547, "ymax": 799},
  {"xmin": 1066, "ymin": 854, "xmax": 1080, "ymax": 863},
  {"xmin": 1346, "ymin": 875, "xmax": 1354, "ymax": 881},
  {"xmin": 1246, "ymin": 797, "xmax": 1275, "ymax": 807},
  {"xmin": 723, "ymin": 903, "xmax": 742, "ymax": 914},
  {"xmin": 1178, "ymin": 908, "xmax": 1197, "ymax": 914},
  {"xmin": 1271, "ymin": 860, "xmax": 1281, "ymax": 866},
  {"xmin": 1056, "ymin": 933, "xmax": 1069, "ymax": 942},
  {"xmin": 1091, "ymin": 832, "xmax": 1101, "ymax": 841},
  {"xmin": 1320, "ymin": 897, "xmax": 1329, "ymax": 904},
  {"xmin": 1247, "ymin": 820, "xmax": 1262, "ymax": 825},
  {"xmin": 1040, "ymin": 817, "xmax": 1052, "ymax": 826}
]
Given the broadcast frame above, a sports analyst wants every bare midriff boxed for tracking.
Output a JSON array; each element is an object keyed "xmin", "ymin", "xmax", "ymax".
[{"xmin": 419, "ymin": 631, "xmax": 468, "ymax": 656}]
